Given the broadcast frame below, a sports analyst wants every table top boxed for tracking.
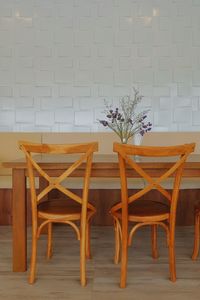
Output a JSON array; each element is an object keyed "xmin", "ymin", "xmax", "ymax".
[{"xmin": 2, "ymin": 153, "xmax": 200, "ymax": 173}]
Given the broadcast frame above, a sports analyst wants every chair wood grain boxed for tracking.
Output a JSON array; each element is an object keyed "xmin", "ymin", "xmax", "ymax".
[
  {"xmin": 111, "ymin": 143, "xmax": 195, "ymax": 288},
  {"xmin": 19, "ymin": 141, "xmax": 98, "ymax": 286},
  {"xmin": 192, "ymin": 201, "xmax": 200, "ymax": 260}
]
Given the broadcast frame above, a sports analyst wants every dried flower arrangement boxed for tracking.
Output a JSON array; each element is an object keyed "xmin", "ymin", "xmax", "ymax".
[{"xmin": 99, "ymin": 88, "xmax": 152, "ymax": 144}]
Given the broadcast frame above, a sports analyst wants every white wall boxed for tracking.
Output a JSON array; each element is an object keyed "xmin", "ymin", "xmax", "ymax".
[{"xmin": 0, "ymin": 0, "xmax": 200, "ymax": 132}]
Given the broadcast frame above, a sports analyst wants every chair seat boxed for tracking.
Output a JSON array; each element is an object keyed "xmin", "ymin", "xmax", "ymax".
[
  {"xmin": 113, "ymin": 200, "xmax": 170, "ymax": 222},
  {"xmin": 38, "ymin": 199, "xmax": 94, "ymax": 221}
]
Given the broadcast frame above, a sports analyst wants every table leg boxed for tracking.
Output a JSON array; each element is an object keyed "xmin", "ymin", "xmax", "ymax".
[
  {"xmin": 12, "ymin": 168, "xmax": 27, "ymax": 272},
  {"xmin": 38, "ymin": 177, "xmax": 48, "ymax": 234}
]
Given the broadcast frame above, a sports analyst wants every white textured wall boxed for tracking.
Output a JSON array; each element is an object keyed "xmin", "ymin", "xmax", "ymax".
[{"xmin": 0, "ymin": 0, "xmax": 200, "ymax": 132}]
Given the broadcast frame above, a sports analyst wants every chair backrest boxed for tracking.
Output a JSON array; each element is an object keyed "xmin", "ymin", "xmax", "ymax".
[
  {"xmin": 19, "ymin": 141, "xmax": 98, "ymax": 218},
  {"xmin": 112, "ymin": 143, "xmax": 195, "ymax": 216}
]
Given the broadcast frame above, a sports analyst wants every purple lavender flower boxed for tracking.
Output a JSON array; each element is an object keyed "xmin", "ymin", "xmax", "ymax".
[{"xmin": 99, "ymin": 120, "xmax": 108, "ymax": 127}]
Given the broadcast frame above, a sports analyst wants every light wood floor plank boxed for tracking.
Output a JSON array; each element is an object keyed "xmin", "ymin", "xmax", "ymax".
[{"xmin": 0, "ymin": 226, "xmax": 200, "ymax": 299}]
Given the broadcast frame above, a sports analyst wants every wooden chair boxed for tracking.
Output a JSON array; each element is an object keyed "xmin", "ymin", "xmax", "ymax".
[
  {"xmin": 19, "ymin": 141, "xmax": 98, "ymax": 286},
  {"xmin": 111, "ymin": 142, "xmax": 195, "ymax": 288},
  {"xmin": 192, "ymin": 202, "xmax": 200, "ymax": 260}
]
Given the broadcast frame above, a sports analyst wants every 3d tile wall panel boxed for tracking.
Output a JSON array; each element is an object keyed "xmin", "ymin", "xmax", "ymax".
[{"xmin": 0, "ymin": 0, "xmax": 200, "ymax": 132}]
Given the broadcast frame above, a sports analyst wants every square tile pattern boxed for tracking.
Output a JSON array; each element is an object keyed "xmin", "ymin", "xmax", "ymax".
[{"xmin": 0, "ymin": 0, "xmax": 200, "ymax": 132}]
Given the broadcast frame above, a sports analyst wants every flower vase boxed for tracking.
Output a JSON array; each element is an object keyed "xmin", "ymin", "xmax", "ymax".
[
  {"xmin": 132, "ymin": 134, "xmax": 143, "ymax": 161},
  {"xmin": 133, "ymin": 134, "xmax": 143, "ymax": 146},
  {"xmin": 121, "ymin": 137, "xmax": 128, "ymax": 144}
]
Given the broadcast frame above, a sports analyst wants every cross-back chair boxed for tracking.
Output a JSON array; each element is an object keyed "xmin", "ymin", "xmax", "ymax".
[
  {"xmin": 111, "ymin": 142, "xmax": 195, "ymax": 288},
  {"xmin": 192, "ymin": 201, "xmax": 200, "ymax": 260},
  {"xmin": 19, "ymin": 141, "xmax": 98, "ymax": 286}
]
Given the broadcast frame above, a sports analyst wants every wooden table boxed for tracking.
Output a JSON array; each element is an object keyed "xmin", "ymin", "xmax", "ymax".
[{"xmin": 2, "ymin": 154, "xmax": 200, "ymax": 272}]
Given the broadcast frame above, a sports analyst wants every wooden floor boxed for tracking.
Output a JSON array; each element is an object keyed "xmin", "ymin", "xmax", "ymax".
[{"xmin": 1, "ymin": 225, "xmax": 200, "ymax": 300}]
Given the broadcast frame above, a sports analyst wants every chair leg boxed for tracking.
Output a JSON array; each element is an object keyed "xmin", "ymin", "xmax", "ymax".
[
  {"xmin": 29, "ymin": 232, "xmax": 38, "ymax": 284},
  {"xmin": 114, "ymin": 221, "xmax": 120, "ymax": 264},
  {"xmin": 169, "ymin": 230, "xmax": 176, "ymax": 282},
  {"xmin": 86, "ymin": 221, "xmax": 91, "ymax": 259},
  {"xmin": 47, "ymin": 222, "xmax": 53, "ymax": 259},
  {"xmin": 192, "ymin": 213, "xmax": 200, "ymax": 260},
  {"xmin": 120, "ymin": 242, "xmax": 128, "ymax": 288},
  {"xmin": 120, "ymin": 222, "xmax": 128, "ymax": 288},
  {"xmin": 80, "ymin": 226, "xmax": 87, "ymax": 287},
  {"xmin": 151, "ymin": 224, "xmax": 159, "ymax": 259}
]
